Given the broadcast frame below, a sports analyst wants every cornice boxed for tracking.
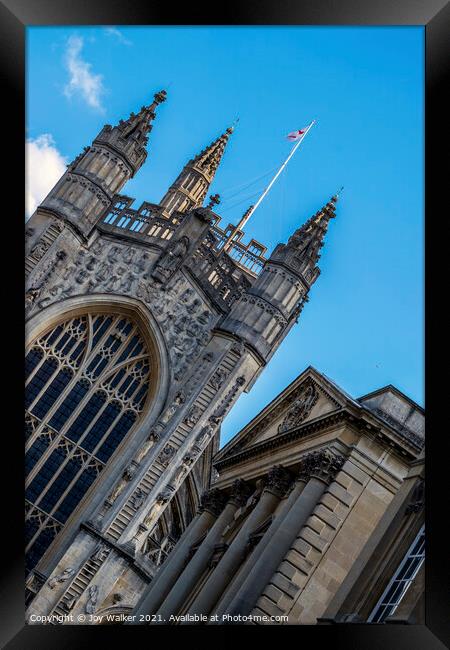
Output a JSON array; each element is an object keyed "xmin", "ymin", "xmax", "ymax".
[{"xmin": 213, "ymin": 408, "xmax": 422, "ymax": 472}]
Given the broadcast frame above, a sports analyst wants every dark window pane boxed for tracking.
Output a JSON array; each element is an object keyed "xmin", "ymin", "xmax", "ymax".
[
  {"xmin": 48, "ymin": 380, "xmax": 90, "ymax": 431},
  {"xmin": 38, "ymin": 455, "xmax": 83, "ymax": 514},
  {"xmin": 96, "ymin": 410, "xmax": 136, "ymax": 462},
  {"xmin": 54, "ymin": 466, "xmax": 100, "ymax": 524},
  {"xmin": 81, "ymin": 403, "xmax": 121, "ymax": 453},
  {"xmin": 25, "ymin": 358, "xmax": 58, "ymax": 408},
  {"xmin": 26, "ymin": 445, "xmax": 69, "ymax": 503},
  {"xmin": 25, "ymin": 348, "xmax": 44, "ymax": 379},
  {"xmin": 66, "ymin": 392, "xmax": 106, "ymax": 442},
  {"xmin": 25, "ymin": 435, "xmax": 52, "ymax": 476},
  {"xmin": 26, "ymin": 525, "xmax": 60, "ymax": 573},
  {"xmin": 31, "ymin": 368, "xmax": 73, "ymax": 420}
]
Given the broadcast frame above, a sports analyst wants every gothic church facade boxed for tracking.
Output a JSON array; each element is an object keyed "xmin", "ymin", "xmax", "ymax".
[{"xmin": 25, "ymin": 90, "xmax": 424, "ymax": 625}]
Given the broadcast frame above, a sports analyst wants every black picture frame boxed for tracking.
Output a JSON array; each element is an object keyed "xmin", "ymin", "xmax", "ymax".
[{"xmin": 2, "ymin": 1, "xmax": 448, "ymax": 647}]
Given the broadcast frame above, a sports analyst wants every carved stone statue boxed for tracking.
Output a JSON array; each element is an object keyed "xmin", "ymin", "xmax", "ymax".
[
  {"xmin": 130, "ymin": 487, "xmax": 146, "ymax": 510},
  {"xmin": 184, "ymin": 404, "xmax": 202, "ymax": 427},
  {"xmin": 90, "ymin": 542, "xmax": 107, "ymax": 562},
  {"xmin": 48, "ymin": 567, "xmax": 75, "ymax": 589},
  {"xmin": 160, "ymin": 391, "xmax": 185, "ymax": 425},
  {"xmin": 85, "ymin": 585, "xmax": 99, "ymax": 614},
  {"xmin": 134, "ymin": 430, "xmax": 160, "ymax": 464},
  {"xmin": 157, "ymin": 445, "xmax": 176, "ymax": 468},
  {"xmin": 108, "ymin": 463, "xmax": 138, "ymax": 503},
  {"xmin": 210, "ymin": 367, "xmax": 228, "ymax": 390},
  {"xmin": 152, "ymin": 236, "xmax": 189, "ymax": 283}
]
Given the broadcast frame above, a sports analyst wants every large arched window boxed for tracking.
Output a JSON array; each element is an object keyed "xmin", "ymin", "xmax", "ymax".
[{"xmin": 25, "ymin": 311, "xmax": 157, "ymax": 573}]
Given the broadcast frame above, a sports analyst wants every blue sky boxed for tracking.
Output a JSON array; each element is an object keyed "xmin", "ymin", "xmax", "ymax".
[{"xmin": 27, "ymin": 26, "xmax": 424, "ymax": 446}]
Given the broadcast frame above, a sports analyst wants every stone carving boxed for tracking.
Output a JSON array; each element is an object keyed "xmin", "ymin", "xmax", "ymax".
[
  {"xmin": 278, "ymin": 382, "xmax": 318, "ymax": 433},
  {"xmin": 85, "ymin": 585, "xmax": 99, "ymax": 614},
  {"xmin": 90, "ymin": 542, "xmax": 108, "ymax": 562},
  {"xmin": 193, "ymin": 415, "xmax": 222, "ymax": 452},
  {"xmin": 26, "ymin": 250, "xmax": 68, "ymax": 311},
  {"xmin": 130, "ymin": 487, "xmax": 146, "ymax": 510},
  {"xmin": 29, "ymin": 239, "xmax": 51, "ymax": 262},
  {"xmin": 172, "ymin": 453, "xmax": 195, "ymax": 486},
  {"xmin": 231, "ymin": 339, "xmax": 245, "ymax": 357},
  {"xmin": 134, "ymin": 429, "xmax": 160, "ymax": 464},
  {"xmin": 405, "ymin": 479, "xmax": 425, "ymax": 514},
  {"xmin": 160, "ymin": 392, "xmax": 185, "ymax": 425},
  {"xmin": 108, "ymin": 463, "xmax": 138, "ymax": 503},
  {"xmin": 210, "ymin": 367, "xmax": 228, "ymax": 390},
  {"xmin": 211, "ymin": 467, "xmax": 220, "ymax": 485},
  {"xmin": 199, "ymin": 488, "xmax": 227, "ymax": 517},
  {"xmin": 48, "ymin": 567, "xmax": 75, "ymax": 589},
  {"xmin": 157, "ymin": 445, "xmax": 176, "ymax": 468},
  {"xmin": 298, "ymin": 449, "xmax": 344, "ymax": 485},
  {"xmin": 30, "ymin": 242, "xmax": 215, "ymax": 378},
  {"xmin": 151, "ymin": 236, "xmax": 189, "ymax": 283},
  {"xmin": 213, "ymin": 376, "xmax": 246, "ymax": 420},
  {"xmin": 265, "ymin": 465, "xmax": 293, "ymax": 498},
  {"xmin": 229, "ymin": 479, "xmax": 253, "ymax": 507},
  {"xmin": 184, "ymin": 404, "xmax": 202, "ymax": 426},
  {"xmin": 156, "ymin": 487, "xmax": 174, "ymax": 505}
]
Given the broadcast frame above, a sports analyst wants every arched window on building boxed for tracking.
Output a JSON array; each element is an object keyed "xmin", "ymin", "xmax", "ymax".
[{"xmin": 25, "ymin": 311, "xmax": 157, "ymax": 574}]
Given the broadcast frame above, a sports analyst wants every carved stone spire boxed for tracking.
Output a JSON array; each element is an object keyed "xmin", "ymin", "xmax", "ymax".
[
  {"xmin": 159, "ymin": 126, "xmax": 234, "ymax": 217},
  {"xmin": 38, "ymin": 90, "xmax": 167, "ymax": 238},
  {"xmin": 94, "ymin": 89, "xmax": 167, "ymax": 177},
  {"xmin": 287, "ymin": 194, "xmax": 337, "ymax": 264}
]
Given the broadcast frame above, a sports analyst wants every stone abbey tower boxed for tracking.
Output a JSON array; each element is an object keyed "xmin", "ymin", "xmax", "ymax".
[{"xmin": 25, "ymin": 89, "xmax": 344, "ymax": 617}]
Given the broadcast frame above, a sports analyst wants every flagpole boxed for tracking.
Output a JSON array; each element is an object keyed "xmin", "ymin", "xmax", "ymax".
[{"xmin": 223, "ymin": 120, "xmax": 315, "ymax": 252}]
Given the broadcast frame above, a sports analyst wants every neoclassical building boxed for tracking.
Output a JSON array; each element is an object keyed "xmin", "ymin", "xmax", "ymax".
[
  {"xmin": 132, "ymin": 368, "xmax": 424, "ymax": 626},
  {"xmin": 25, "ymin": 90, "xmax": 424, "ymax": 625}
]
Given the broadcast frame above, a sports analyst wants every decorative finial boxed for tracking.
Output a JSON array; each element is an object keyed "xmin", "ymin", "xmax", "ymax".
[
  {"xmin": 227, "ymin": 117, "xmax": 239, "ymax": 135},
  {"xmin": 331, "ymin": 186, "xmax": 344, "ymax": 203},
  {"xmin": 207, "ymin": 193, "xmax": 221, "ymax": 209},
  {"xmin": 153, "ymin": 89, "xmax": 167, "ymax": 105}
]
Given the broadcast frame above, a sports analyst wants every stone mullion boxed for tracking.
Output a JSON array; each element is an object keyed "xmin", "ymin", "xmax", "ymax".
[
  {"xmin": 24, "ymin": 345, "xmax": 47, "ymax": 387},
  {"xmin": 25, "ymin": 315, "xmax": 101, "ymax": 450},
  {"xmin": 31, "ymin": 447, "xmax": 104, "ymax": 549},
  {"xmin": 31, "ymin": 443, "xmax": 89, "ymax": 516},
  {"xmin": 25, "ymin": 504, "xmax": 62, "ymax": 553},
  {"xmin": 85, "ymin": 402, "xmax": 134, "ymax": 463},
  {"xmin": 25, "ymin": 360, "xmax": 65, "ymax": 414},
  {"xmin": 26, "ymin": 319, "xmax": 144, "ymax": 486},
  {"xmin": 26, "ymin": 321, "xmax": 147, "ymax": 472},
  {"xmin": 25, "ymin": 510, "xmax": 59, "ymax": 553},
  {"xmin": 103, "ymin": 346, "xmax": 243, "ymax": 543}
]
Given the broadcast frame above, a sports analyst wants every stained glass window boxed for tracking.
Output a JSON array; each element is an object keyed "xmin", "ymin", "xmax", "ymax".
[{"xmin": 25, "ymin": 312, "xmax": 154, "ymax": 573}]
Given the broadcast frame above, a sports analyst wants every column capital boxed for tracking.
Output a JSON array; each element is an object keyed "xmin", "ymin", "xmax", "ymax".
[
  {"xmin": 298, "ymin": 449, "xmax": 345, "ymax": 485},
  {"xmin": 228, "ymin": 479, "xmax": 253, "ymax": 507},
  {"xmin": 264, "ymin": 465, "xmax": 293, "ymax": 498},
  {"xmin": 199, "ymin": 488, "xmax": 227, "ymax": 517}
]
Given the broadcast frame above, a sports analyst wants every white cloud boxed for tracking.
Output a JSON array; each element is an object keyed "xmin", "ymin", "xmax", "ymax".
[
  {"xmin": 63, "ymin": 35, "xmax": 105, "ymax": 111},
  {"xmin": 25, "ymin": 134, "xmax": 67, "ymax": 219},
  {"xmin": 104, "ymin": 27, "xmax": 132, "ymax": 46}
]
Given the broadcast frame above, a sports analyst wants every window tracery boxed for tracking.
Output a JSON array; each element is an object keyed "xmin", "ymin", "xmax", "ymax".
[{"xmin": 25, "ymin": 312, "xmax": 155, "ymax": 573}]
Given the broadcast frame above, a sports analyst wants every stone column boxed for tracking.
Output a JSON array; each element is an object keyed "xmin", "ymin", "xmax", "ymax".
[
  {"xmin": 153, "ymin": 480, "xmax": 252, "ymax": 624},
  {"xmin": 130, "ymin": 488, "xmax": 224, "ymax": 622},
  {"xmin": 223, "ymin": 450, "xmax": 344, "ymax": 619},
  {"xmin": 183, "ymin": 466, "xmax": 293, "ymax": 620}
]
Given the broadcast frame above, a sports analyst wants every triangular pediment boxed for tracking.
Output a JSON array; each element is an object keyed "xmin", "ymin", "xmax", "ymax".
[{"xmin": 215, "ymin": 367, "xmax": 360, "ymax": 462}]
